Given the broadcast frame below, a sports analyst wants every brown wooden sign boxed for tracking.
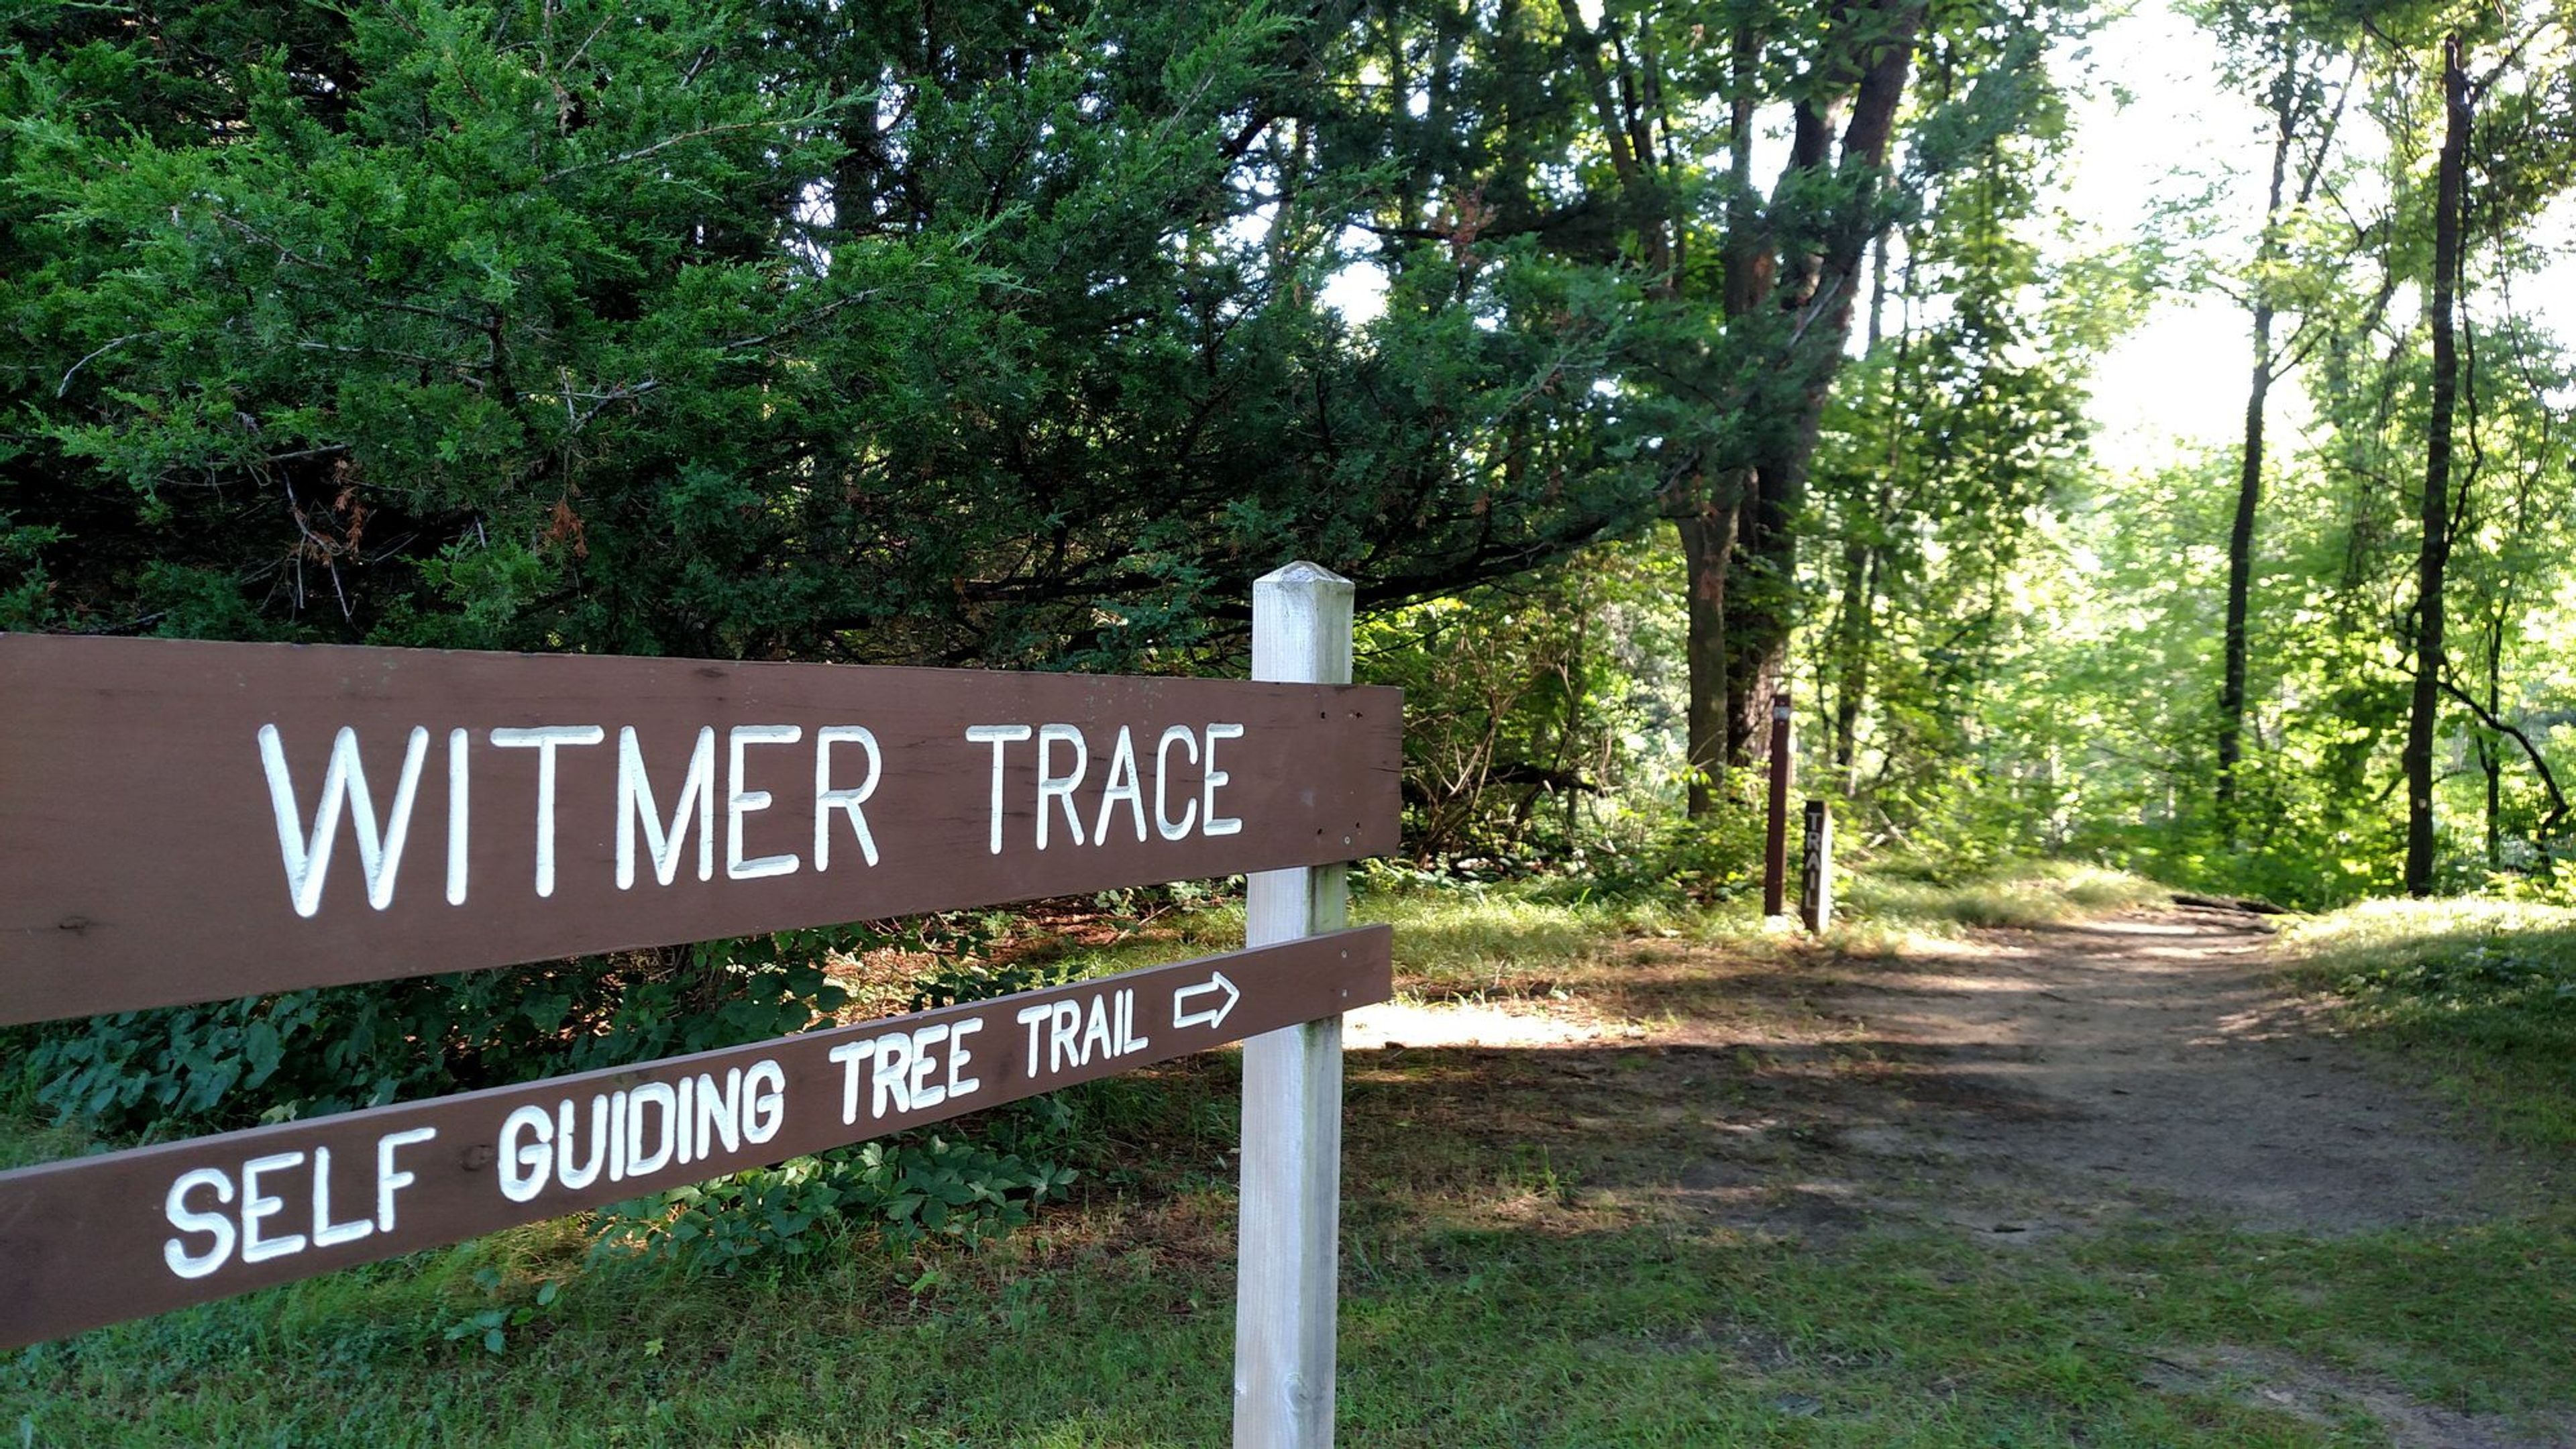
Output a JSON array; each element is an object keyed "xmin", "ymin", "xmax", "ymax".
[
  {"xmin": 0, "ymin": 634, "xmax": 1400, "ymax": 1025},
  {"xmin": 0, "ymin": 924, "xmax": 1392, "ymax": 1349}
]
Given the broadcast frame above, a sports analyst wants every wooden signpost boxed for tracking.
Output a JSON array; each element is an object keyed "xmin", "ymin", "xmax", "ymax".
[
  {"xmin": 0, "ymin": 563, "xmax": 1394, "ymax": 1448},
  {"xmin": 1801, "ymin": 798, "xmax": 1834, "ymax": 934},
  {"xmin": 0, "ymin": 928, "xmax": 1390, "ymax": 1348},
  {"xmin": 0, "ymin": 633, "xmax": 1396, "ymax": 1024},
  {"xmin": 1762, "ymin": 690, "xmax": 1793, "ymax": 918}
]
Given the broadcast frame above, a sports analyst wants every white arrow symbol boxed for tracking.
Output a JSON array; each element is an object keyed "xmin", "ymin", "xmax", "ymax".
[{"xmin": 1171, "ymin": 971, "xmax": 1240, "ymax": 1031}]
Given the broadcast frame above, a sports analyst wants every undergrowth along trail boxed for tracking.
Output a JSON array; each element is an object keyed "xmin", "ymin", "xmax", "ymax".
[{"xmin": 5, "ymin": 869, "xmax": 2573, "ymax": 1446}]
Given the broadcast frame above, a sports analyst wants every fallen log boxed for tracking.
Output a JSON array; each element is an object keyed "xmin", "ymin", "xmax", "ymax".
[{"xmin": 2170, "ymin": 892, "xmax": 2291, "ymax": 916}]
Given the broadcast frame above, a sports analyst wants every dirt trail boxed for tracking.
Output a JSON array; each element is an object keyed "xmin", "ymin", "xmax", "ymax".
[
  {"xmin": 1350, "ymin": 904, "xmax": 2561, "ymax": 1446},
  {"xmin": 1817, "ymin": 902, "xmax": 2517, "ymax": 1236}
]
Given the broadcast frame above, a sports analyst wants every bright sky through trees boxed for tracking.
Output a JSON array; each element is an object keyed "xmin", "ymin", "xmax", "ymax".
[
  {"xmin": 1320, "ymin": 0, "xmax": 2576, "ymax": 468},
  {"xmin": 2075, "ymin": 0, "xmax": 2576, "ymax": 459}
]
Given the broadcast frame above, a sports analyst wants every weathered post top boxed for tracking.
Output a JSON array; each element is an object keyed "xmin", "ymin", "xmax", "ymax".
[{"xmin": 1252, "ymin": 561, "xmax": 1355, "ymax": 686}]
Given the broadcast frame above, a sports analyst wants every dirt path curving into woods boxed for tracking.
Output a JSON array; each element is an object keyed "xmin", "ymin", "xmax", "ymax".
[
  {"xmin": 1347, "ymin": 902, "xmax": 2563, "ymax": 1446},
  {"xmin": 1353, "ymin": 902, "xmax": 2526, "ymax": 1241},
  {"xmin": 1809, "ymin": 902, "xmax": 2524, "ymax": 1239}
]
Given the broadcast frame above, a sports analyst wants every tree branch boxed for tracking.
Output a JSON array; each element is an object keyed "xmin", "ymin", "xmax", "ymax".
[{"xmin": 2439, "ymin": 674, "xmax": 2571, "ymax": 835}]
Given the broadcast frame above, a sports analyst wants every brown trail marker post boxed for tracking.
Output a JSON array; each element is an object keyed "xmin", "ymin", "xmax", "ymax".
[
  {"xmin": 0, "ymin": 562, "xmax": 1396, "ymax": 1447},
  {"xmin": 1801, "ymin": 799, "xmax": 1834, "ymax": 934},
  {"xmin": 1763, "ymin": 690, "xmax": 1793, "ymax": 917}
]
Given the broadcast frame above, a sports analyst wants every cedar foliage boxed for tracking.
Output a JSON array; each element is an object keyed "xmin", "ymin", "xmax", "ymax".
[{"xmin": 1, "ymin": 0, "xmax": 1647, "ymax": 665}]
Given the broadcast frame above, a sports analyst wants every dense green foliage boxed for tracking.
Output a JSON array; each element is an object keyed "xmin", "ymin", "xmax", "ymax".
[
  {"xmin": 1, "ymin": 0, "xmax": 1648, "ymax": 663},
  {"xmin": 0, "ymin": 0, "xmax": 1661, "ymax": 1247},
  {"xmin": 5, "ymin": 0, "xmax": 2576, "ymax": 1287},
  {"xmin": 15, "ymin": 930, "xmax": 855, "ymax": 1135},
  {"xmin": 7, "ymin": 880, "xmax": 2573, "ymax": 1445}
]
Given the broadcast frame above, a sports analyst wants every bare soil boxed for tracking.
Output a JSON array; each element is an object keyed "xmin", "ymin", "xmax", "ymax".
[
  {"xmin": 1806, "ymin": 903, "xmax": 2523, "ymax": 1236},
  {"xmin": 1354, "ymin": 904, "xmax": 2524, "ymax": 1238},
  {"xmin": 1338, "ymin": 903, "xmax": 2565, "ymax": 1447}
]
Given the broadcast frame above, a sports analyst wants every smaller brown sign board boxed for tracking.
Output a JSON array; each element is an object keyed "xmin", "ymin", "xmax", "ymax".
[
  {"xmin": 0, "ymin": 925, "xmax": 1392, "ymax": 1350},
  {"xmin": 0, "ymin": 635, "xmax": 1401, "ymax": 1025}
]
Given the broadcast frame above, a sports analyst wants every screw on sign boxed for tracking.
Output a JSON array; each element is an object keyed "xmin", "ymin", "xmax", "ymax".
[{"xmin": 0, "ymin": 561, "xmax": 1395, "ymax": 1449}]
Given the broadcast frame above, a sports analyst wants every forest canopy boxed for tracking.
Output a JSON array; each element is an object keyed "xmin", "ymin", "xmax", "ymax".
[{"xmin": 5, "ymin": 1, "xmax": 2576, "ymax": 928}]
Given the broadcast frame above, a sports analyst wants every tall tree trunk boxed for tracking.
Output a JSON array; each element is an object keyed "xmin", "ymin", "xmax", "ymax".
[
  {"xmin": 1678, "ymin": 502, "xmax": 1735, "ymax": 818},
  {"xmin": 1829, "ymin": 528, "xmax": 1874, "ymax": 777},
  {"xmin": 2220, "ymin": 319, "xmax": 2274, "ymax": 830},
  {"xmin": 2404, "ymin": 34, "xmax": 2469, "ymax": 897},
  {"xmin": 1719, "ymin": 3, "xmax": 1923, "ymax": 767},
  {"xmin": 1672, "ymin": 13, "xmax": 1764, "ymax": 819},
  {"xmin": 1837, "ymin": 235, "xmax": 1911, "ymax": 790},
  {"xmin": 1727, "ymin": 470, "xmax": 1796, "ymax": 764},
  {"xmin": 2220, "ymin": 44, "xmax": 2301, "ymax": 836},
  {"xmin": 2485, "ymin": 617, "xmax": 2504, "ymax": 869}
]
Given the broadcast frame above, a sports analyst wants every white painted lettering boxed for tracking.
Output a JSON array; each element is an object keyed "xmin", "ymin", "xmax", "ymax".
[
  {"xmin": 258, "ymin": 724, "xmax": 431, "ymax": 917},
  {"xmin": 871, "ymin": 1030, "xmax": 916, "ymax": 1117},
  {"xmin": 693, "ymin": 1069, "xmax": 742, "ymax": 1159},
  {"xmin": 1118, "ymin": 987, "xmax": 1148, "ymax": 1055},
  {"xmin": 907, "ymin": 1022, "xmax": 952, "ymax": 1110},
  {"xmin": 616, "ymin": 726, "xmax": 715, "ymax": 890},
  {"xmin": 965, "ymin": 724, "xmax": 1033, "ymax": 855},
  {"xmin": 814, "ymin": 726, "xmax": 883, "ymax": 871},
  {"xmin": 727, "ymin": 725, "xmax": 803, "ymax": 879},
  {"xmin": 311, "ymin": 1146, "xmax": 374, "ymax": 1248},
  {"xmin": 163, "ymin": 1167, "xmax": 236, "ymax": 1280},
  {"xmin": 556, "ymin": 1096, "xmax": 608, "ymax": 1190},
  {"xmin": 1081, "ymin": 994, "xmax": 1114, "ymax": 1064},
  {"xmin": 830, "ymin": 1040, "xmax": 877, "ymax": 1125},
  {"xmin": 625, "ymin": 1081, "xmax": 678, "ymax": 1178},
  {"xmin": 743, "ymin": 1059, "xmax": 786, "ymax": 1142},
  {"xmin": 1016, "ymin": 1003, "xmax": 1051, "ymax": 1076},
  {"xmin": 1155, "ymin": 725, "xmax": 1199, "ymax": 840},
  {"xmin": 1201, "ymin": 723, "xmax": 1244, "ymax": 836},
  {"xmin": 446, "ymin": 728, "xmax": 470, "ymax": 906},
  {"xmin": 946, "ymin": 1018, "xmax": 985, "ymax": 1098},
  {"xmin": 1049, "ymin": 999, "xmax": 1082, "ymax": 1073},
  {"xmin": 1093, "ymin": 725, "xmax": 1145, "ymax": 844},
  {"xmin": 1035, "ymin": 723, "xmax": 1089, "ymax": 849},
  {"xmin": 239, "ymin": 1151, "xmax": 307, "ymax": 1265},
  {"xmin": 489, "ymin": 725, "xmax": 605, "ymax": 898},
  {"xmin": 499, "ymin": 1103, "xmax": 553, "ymax": 1203},
  {"xmin": 608, "ymin": 1089, "xmax": 629, "ymax": 1180},
  {"xmin": 376, "ymin": 1126, "xmax": 437, "ymax": 1231}
]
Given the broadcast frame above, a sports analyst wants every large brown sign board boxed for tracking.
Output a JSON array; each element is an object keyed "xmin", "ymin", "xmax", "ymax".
[
  {"xmin": 0, "ymin": 635, "xmax": 1400, "ymax": 1024},
  {"xmin": 0, "ymin": 925, "xmax": 1392, "ymax": 1348}
]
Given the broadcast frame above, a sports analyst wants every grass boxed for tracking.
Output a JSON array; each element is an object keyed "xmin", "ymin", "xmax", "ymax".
[
  {"xmin": 7, "ymin": 869, "xmax": 2573, "ymax": 1445},
  {"xmin": 12, "ymin": 1131, "xmax": 2571, "ymax": 1446},
  {"xmin": 2279, "ymin": 896, "xmax": 2576, "ymax": 1161},
  {"xmin": 1837, "ymin": 861, "xmax": 2173, "ymax": 935},
  {"xmin": 974, "ymin": 874, "xmax": 1766, "ymax": 1002},
  {"xmin": 1028, "ymin": 861, "xmax": 2174, "ymax": 999}
]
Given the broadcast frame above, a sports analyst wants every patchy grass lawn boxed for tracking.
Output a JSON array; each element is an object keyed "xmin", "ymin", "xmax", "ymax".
[
  {"xmin": 2280, "ymin": 896, "xmax": 2576, "ymax": 1164},
  {"xmin": 1837, "ymin": 861, "xmax": 2173, "ymax": 935},
  {"xmin": 7, "ymin": 872, "xmax": 2573, "ymax": 1446}
]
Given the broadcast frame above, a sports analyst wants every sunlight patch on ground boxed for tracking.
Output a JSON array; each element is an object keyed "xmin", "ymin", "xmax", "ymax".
[{"xmin": 1344, "ymin": 999, "xmax": 1611, "ymax": 1050}]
